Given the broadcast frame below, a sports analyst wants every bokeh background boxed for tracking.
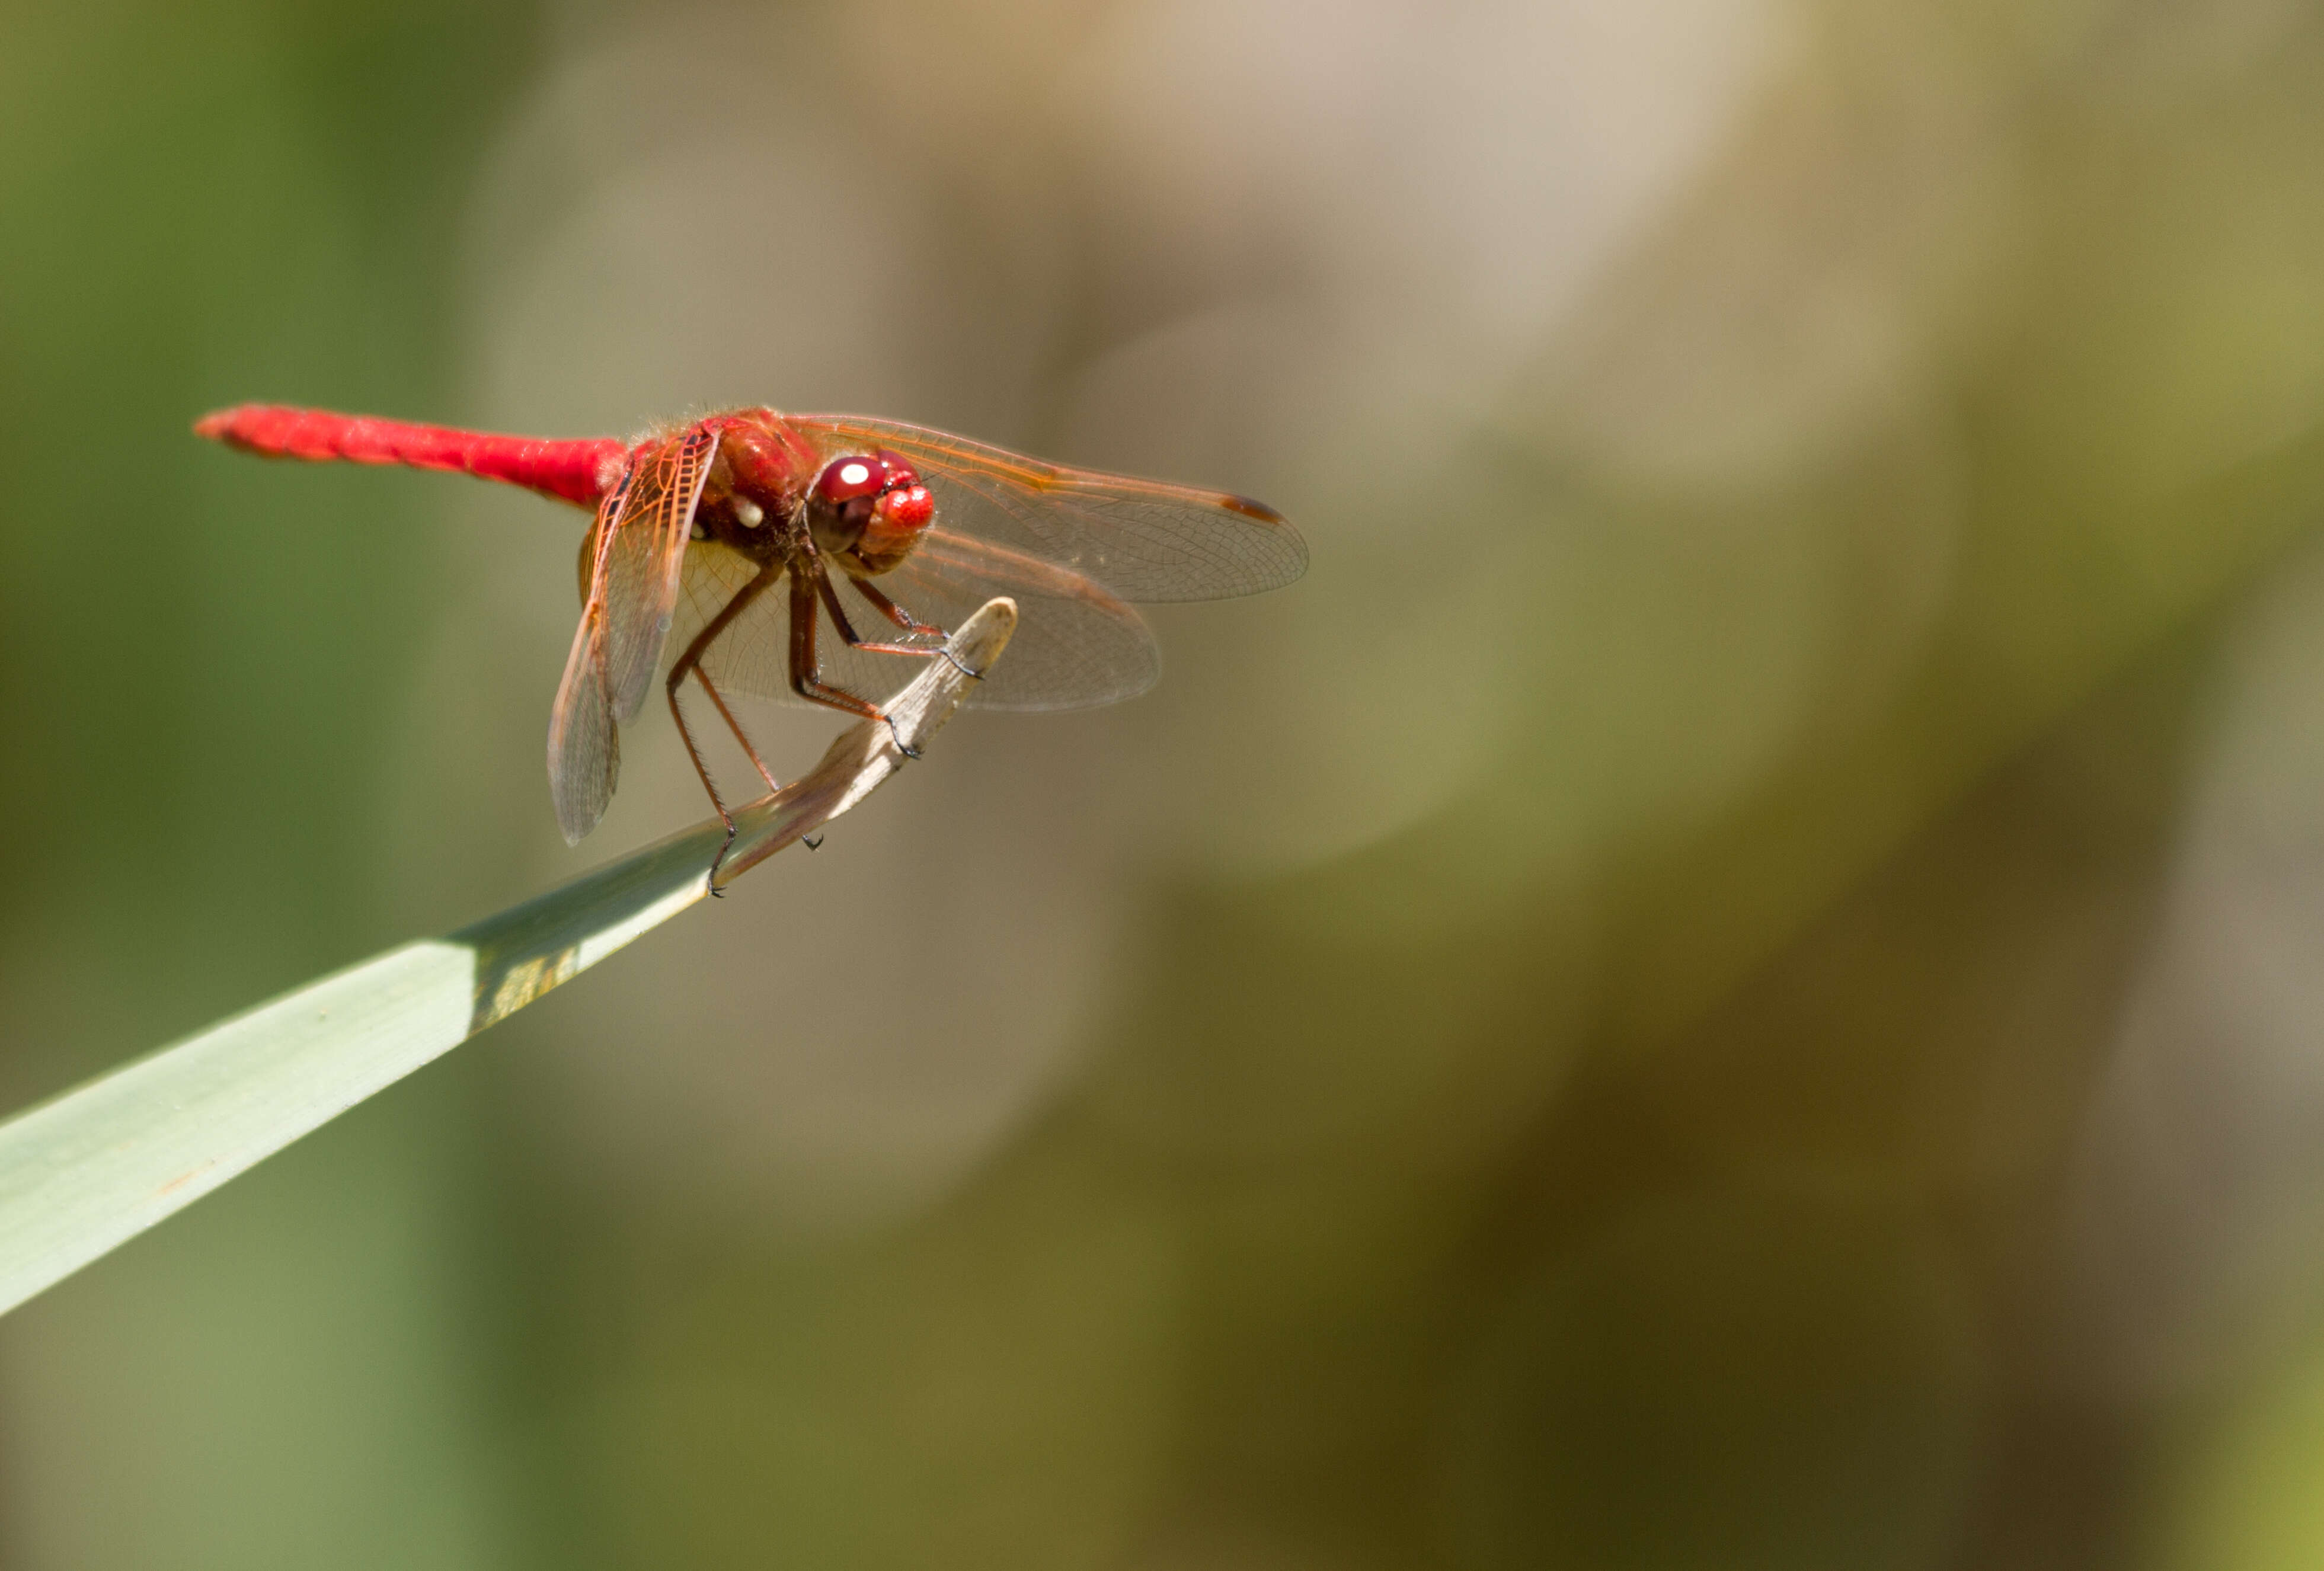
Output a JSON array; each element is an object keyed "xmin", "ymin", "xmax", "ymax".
[{"xmin": 6, "ymin": 0, "xmax": 2324, "ymax": 1565}]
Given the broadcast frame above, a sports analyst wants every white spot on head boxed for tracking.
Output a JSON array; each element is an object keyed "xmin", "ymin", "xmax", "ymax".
[
  {"xmin": 734, "ymin": 497, "xmax": 765, "ymax": 527},
  {"xmin": 839, "ymin": 462, "xmax": 871, "ymax": 487}
]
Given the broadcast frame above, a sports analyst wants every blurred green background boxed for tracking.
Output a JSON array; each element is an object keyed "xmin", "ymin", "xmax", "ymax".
[{"xmin": 9, "ymin": 0, "xmax": 2324, "ymax": 1566}]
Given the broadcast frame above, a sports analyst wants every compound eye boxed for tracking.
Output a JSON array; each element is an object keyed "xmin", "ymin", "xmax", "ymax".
[{"xmin": 814, "ymin": 454, "xmax": 888, "ymax": 504}]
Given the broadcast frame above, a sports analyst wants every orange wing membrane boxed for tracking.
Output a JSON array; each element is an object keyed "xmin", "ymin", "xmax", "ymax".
[
  {"xmin": 600, "ymin": 428, "xmax": 717, "ymax": 719},
  {"xmin": 546, "ymin": 428, "xmax": 717, "ymax": 843},
  {"xmin": 792, "ymin": 415, "xmax": 1306, "ymax": 601},
  {"xmin": 546, "ymin": 473, "xmax": 633, "ymax": 844}
]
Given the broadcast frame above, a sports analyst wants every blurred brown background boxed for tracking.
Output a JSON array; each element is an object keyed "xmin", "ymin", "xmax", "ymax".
[{"xmin": 7, "ymin": 0, "xmax": 2324, "ymax": 1566}]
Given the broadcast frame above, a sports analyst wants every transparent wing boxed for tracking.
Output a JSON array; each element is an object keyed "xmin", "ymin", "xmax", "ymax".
[
  {"xmin": 597, "ymin": 426, "xmax": 715, "ymax": 721},
  {"xmin": 791, "ymin": 415, "xmax": 1306, "ymax": 602},
  {"xmin": 546, "ymin": 476, "xmax": 632, "ymax": 844},
  {"xmin": 899, "ymin": 530, "xmax": 1159, "ymax": 709},
  {"xmin": 669, "ymin": 530, "xmax": 1159, "ymax": 715},
  {"xmin": 544, "ymin": 427, "xmax": 714, "ymax": 843}
]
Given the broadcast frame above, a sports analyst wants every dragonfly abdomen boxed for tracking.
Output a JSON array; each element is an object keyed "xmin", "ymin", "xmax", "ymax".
[{"xmin": 194, "ymin": 404, "xmax": 625, "ymax": 510}]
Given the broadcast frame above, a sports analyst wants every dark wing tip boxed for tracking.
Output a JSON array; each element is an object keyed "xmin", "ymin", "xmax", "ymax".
[
  {"xmin": 1220, "ymin": 491, "xmax": 1286, "ymax": 524},
  {"xmin": 1229, "ymin": 494, "xmax": 1308, "ymax": 587},
  {"xmin": 1213, "ymin": 492, "xmax": 1308, "ymax": 590}
]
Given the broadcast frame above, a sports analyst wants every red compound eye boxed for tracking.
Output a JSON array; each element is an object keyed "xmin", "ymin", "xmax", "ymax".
[
  {"xmin": 806, "ymin": 450, "xmax": 933, "ymax": 567},
  {"xmin": 814, "ymin": 451, "xmax": 915, "ymax": 504},
  {"xmin": 813, "ymin": 456, "xmax": 881, "ymax": 503}
]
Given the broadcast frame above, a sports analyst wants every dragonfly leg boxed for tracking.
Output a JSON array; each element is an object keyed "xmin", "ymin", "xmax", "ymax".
[
  {"xmin": 691, "ymin": 665, "xmax": 783, "ymax": 796},
  {"xmin": 668, "ymin": 562, "xmax": 785, "ymax": 885},
  {"xmin": 789, "ymin": 567, "xmax": 923, "ymax": 758},
  {"xmin": 850, "ymin": 577, "xmax": 948, "ymax": 639},
  {"xmin": 848, "ymin": 578, "xmax": 982, "ymax": 680},
  {"xmin": 815, "ymin": 572, "xmax": 947, "ymax": 661},
  {"xmin": 816, "ymin": 575, "xmax": 957, "ymax": 747}
]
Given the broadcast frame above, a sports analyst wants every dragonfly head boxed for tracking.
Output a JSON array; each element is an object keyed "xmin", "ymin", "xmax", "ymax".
[{"xmin": 807, "ymin": 450, "xmax": 935, "ymax": 574}]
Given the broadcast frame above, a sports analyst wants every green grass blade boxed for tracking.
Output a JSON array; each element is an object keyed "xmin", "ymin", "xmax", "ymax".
[{"xmin": 0, "ymin": 598, "xmax": 1018, "ymax": 1317}]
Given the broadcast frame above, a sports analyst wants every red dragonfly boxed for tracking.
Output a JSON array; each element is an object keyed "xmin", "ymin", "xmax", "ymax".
[{"xmin": 195, "ymin": 404, "xmax": 1305, "ymax": 860}]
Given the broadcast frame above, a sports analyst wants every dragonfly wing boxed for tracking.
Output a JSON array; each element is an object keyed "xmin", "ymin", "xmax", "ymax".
[
  {"xmin": 792, "ymin": 415, "xmax": 1306, "ymax": 602},
  {"xmin": 545, "ymin": 478, "xmax": 633, "ymax": 844},
  {"xmin": 545, "ymin": 605, "xmax": 621, "ymax": 843},
  {"xmin": 670, "ymin": 530, "xmax": 1158, "ymax": 714},
  {"xmin": 597, "ymin": 426, "xmax": 716, "ymax": 721},
  {"xmin": 896, "ymin": 529, "xmax": 1158, "ymax": 710},
  {"xmin": 672, "ymin": 542, "xmax": 778, "ymax": 696}
]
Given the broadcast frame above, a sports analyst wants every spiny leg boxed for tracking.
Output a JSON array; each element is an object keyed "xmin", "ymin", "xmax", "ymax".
[
  {"xmin": 789, "ymin": 563, "xmax": 940, "ymax": 759},
  {"xmin": 846, "ymin": 575, "xmax": 982, "ymax": 681},
  {"xmin": 850, "ymin": 576, "xmax": 947, "ymax": 639},
  {"xmin": 670, "ymin": 564, "xmax": 788, "ymax": 794},
  {"xmin": 667, "ymin": 562, "xmax": 784, "ymax": 881},
  {"xmin": 815, "ymin": 571, "xmax": 948, "ymax": 660},
  {"xmin": 689, "ymin": 663, "xmax": 782, "ymax": 796},
  {"xmin": 786, "ymin": 567, "xmax": 886, "ymax": 721}
]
